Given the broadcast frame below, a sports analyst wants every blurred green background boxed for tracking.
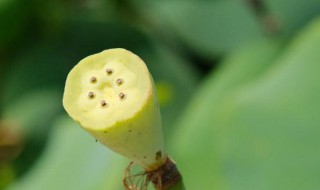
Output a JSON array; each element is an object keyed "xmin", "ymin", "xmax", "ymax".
[{"xmin": 1, "ymin": 0, "xmax": 320, "ymax": 189}]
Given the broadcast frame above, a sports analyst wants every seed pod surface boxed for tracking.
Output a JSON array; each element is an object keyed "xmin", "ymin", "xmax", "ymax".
[{"xmin": 63, "ymin": 48, "xmax": 165, "ymax": 170}]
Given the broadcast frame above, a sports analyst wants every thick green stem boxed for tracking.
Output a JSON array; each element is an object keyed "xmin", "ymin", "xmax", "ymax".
[{"xmin": 166, "ymin": 178, "xmax": 186, "ymax": 190}]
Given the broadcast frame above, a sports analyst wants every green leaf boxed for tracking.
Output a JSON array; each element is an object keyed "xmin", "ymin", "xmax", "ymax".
[
  {"xmin": 0, "ymin": 164, "xmax": 15, "ymax": 190},
  {"xmin": 266, "ymin": 0, "xmax": 320, "ymax": 35},
  {"xmin": 148, "ymin": 0, "xmax": 266, "ymax": 57},
  {"xmin": 0, "ymin": 44, "xmax": 74, "ymax": 108},
  {"xmin": 171, "ymin": 18, "xmax": 320, "ymax": 189},
  {"xmin": 6, "ymin": 116, "xmax": 126, "ymax": 190},
  {"xmin": 3, "ymin": 89, "xmax": 62, "ymax": 139},
  {"xmin": 171, "ymin": 38, "xmax": 282, "ymax": 189},
  {"xmin": 1, "ymin": 89, "xmax": 63, "ymax": 176},
  {"xmin": 0, "ymin": 0, "xmax": 28, "ymax": 47}
]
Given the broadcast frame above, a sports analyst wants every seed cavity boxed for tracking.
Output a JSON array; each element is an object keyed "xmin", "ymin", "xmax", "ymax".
[
  {"xmin": 90, "ymin": 77, "xmax": 97, "ymax": 83},
  {"xmin": 88, "ymin": 92, "xmax": 96, "ymax": 99},
  {"xmin": 106, "ymin": 69, "xmax": 113, "ymax": 75},
  {"xmin": 116, "ymin": 78, "xmax": 124, "ymax": 86},
  {"xmin": 119, "ymin": 92, "xmax": 126, "ymax": 100},
  {"xmin": 100, "ymin": 100, "xmax": 108, "ymax": 107}
]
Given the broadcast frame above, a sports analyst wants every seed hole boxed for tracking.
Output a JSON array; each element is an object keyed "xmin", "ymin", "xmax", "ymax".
[
  {"xmin": 100, "ymin": 100, "xmax": 108, "ymax": 107},
  {"xmin": 90, "ymin": 77, "xmax": 97, "ymax": 84},
  {"xmin": 106, "ymin": 69, "xmax": 113, "ymax": 75},
  {"xmin": 88, "ymin": 92, "xmax": 95, "ymax": 99},
  {"xmin": 116, "ymin": 78, "xmax": 124, "ymax": 86},
  {"xmin": 119, "ymin": 92, "xmax": 126, "ymax": 100}
]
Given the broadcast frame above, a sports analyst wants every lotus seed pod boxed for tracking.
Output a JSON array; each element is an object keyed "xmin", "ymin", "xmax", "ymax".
[{"xmin": 63, "ymin": 48, "xmax": 166, "ymax": 170}]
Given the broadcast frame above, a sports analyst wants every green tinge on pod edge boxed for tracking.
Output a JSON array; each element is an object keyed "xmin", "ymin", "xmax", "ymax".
[{"xmin": 63, "ymin": 48, "xmax": 165, "ymax": 171}]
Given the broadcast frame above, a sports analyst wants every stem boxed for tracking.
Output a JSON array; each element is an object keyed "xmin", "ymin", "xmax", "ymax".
[{"xmin": 166, "ymin": 178, "xmax": 186, "ymax": 190}]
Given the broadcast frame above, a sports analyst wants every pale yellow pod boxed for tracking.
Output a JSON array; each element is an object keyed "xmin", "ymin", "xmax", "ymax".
[{"xmin": 63, "ymin": 48, "xmax": 166, "ymax": 170}]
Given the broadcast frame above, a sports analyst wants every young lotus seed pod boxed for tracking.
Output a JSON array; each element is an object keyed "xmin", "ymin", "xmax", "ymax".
[{"xmin": 63, "ymin": 48, "xmax": 166, "ymax": 171}]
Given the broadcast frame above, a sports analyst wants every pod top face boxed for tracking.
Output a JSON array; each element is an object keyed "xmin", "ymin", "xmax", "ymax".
[{"xmin": 63, "ymin": 48, "xmax": 152, "ymax": 131}]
